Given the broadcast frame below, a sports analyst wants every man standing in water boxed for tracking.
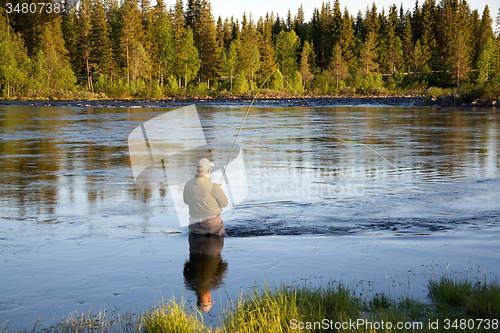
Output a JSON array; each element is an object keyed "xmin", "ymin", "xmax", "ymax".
[{"xmin": 183, "ymin": 158, "xmax": 228, "ymax": 236}]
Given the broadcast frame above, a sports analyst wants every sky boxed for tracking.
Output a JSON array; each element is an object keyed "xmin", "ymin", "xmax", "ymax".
[{"xmin": 205, "ymin": 0, "xmax": 498, "ymax": 23}]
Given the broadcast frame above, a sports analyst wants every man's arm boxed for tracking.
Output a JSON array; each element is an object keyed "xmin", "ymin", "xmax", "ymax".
[{"xmin": 213, "ymin": 183, "xmax": 228, "ymax": 208}]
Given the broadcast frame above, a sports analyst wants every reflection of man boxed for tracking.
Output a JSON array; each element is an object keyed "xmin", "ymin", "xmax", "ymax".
[
  {"xmin": 184, "ymin": 233, "xmax": 227, "ymax": 312},
  {"xmin": 183, "ymin": 158, "xmax": 228, "ymax": 236}
]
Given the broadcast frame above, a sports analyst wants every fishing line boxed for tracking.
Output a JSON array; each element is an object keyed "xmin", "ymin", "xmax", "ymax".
[
  {"xmin": 220, "ymin": 68, "xmax": 400, "ymax": 183},
  {"xmin": 220, "ymin": 69, "xmax": 280, "ymax": 183},
  {"xmin": 280, "ymin": 72, "xmax": 401, "ymax": 171}
]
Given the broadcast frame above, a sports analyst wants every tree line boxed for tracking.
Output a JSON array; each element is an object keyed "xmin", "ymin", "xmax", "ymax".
[{"xmin": 0, "ymin": 0, "xmax": 499, "ymax": 99}]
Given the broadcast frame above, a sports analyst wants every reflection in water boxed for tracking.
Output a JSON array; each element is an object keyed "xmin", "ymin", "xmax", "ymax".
[
  {"xmin": 183, "ymin": 233, "xmax": 227, "ymax": 312},
  {"xmin": 0, "ymin": 106, "xmax": 499, "ymax": 234}
]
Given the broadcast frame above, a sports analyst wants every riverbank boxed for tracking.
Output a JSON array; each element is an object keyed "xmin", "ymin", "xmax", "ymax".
[
  {"xmin": 0, "ymin": 95, "xmax": 424, "ymax": 109},
  {"xmin": 2, "ymin": 94, "xmax": 497, "ymax": 109},
  {"xmin": 3, "ymin": 272, "xmax": 499, "ymax": 332}
]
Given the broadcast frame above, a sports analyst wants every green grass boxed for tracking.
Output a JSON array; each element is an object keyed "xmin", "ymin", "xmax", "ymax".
[{"xmin": 2, "ymin": 277, "xmax": 499, "ymax": 333}]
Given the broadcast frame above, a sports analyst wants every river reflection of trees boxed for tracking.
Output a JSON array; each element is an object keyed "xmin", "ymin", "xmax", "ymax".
[{"xmin": 0, "ymin": 106, "xmax": 498, "ymax": 219}]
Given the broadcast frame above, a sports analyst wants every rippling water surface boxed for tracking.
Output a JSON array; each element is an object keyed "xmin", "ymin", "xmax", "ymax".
[
  {"xmin": 1, "ymin": 105, "xmax": 498, "ymax": 234},
  {"xmin": 1, "ymin": 105, "xmax": 499, "ymax": 328}
]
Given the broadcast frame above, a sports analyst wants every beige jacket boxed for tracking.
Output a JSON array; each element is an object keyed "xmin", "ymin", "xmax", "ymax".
[{"xmin": 183, "ymin": 175, "xmax": 228, "ymax": 219}]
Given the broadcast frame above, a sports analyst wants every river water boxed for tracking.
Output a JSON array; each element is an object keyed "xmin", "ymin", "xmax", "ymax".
[{"xmin": 1, "ymin": 104, "xmax": 499, "ymax": 329}]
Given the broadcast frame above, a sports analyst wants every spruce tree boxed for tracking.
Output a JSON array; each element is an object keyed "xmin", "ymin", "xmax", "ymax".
[
  {"xmin": 37, "ymin": 17, "xmax": 76, "ymax": 95},
  {"xmin": 257, "ymin": 14, "xmax": 277, "ymax": 87},
  {"xmin": 61, "ymin": 10, "xmax": 80, "ymax": 75},
  {"xmin": 474, "ymin": 5, "xmax": 495, "ymax": 67},
  {"xmin": 359, "ymin": 32, "xmax": 379, "ymax": 74},
  {"xmin": 385, "ymin": 5, "xmax": 403, "ymax": 74},
  {"xmin": 120, "ymin": 0, "xmax": 144, "ymax": 87},
  {"xmin": 293, "ymin": 5, "xmax": 307, "ymax": 42},
  {"xmin": 402, "ymin": 15, "xmax": 413, "ymax": 73},
  {"xmin": 91, "ymin": 0, "xmax": 114, "ymax": 79},
  {"xmin": 338, "ymin": 8, "xmax": 355, "ymax": 66},
  {"xmin": 192, "ymin": 0, "xmax": 222, "ymax": 85},
  {"xmin": 420, "ymin": 0, "xmax": 437, "ymax": 69},
  {"xmin": 237, "ymin": 14, "xmax": 261, "ymax": 91},
  {"xmin": 449, "ymin": 0, "xmax": 472, "ymax": 90},
  {"xmin": 77, "ymin": 0, "xmax": 93, "ymax": 90}
]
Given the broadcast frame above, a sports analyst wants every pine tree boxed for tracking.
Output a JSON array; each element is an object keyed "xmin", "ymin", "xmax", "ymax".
[
  {"xmin": 91, "ymin": 0, "xmax": 115, "ymax": 79},
  {"xmin": 402, "ymin": 15, "xmax": 413, "ymax": 72},
  {"xmin": 192, "ymin": 0, "xmax": 222, "ymax": 84},
  {"xmin": 474, "ymin": 5, "xmax": 495, "ymax": 67},
  {"xmin": 359, "ymin": 32, "xmax": 379, "ymax": 74},
  {"xmin": 141, "ymin": 0, "xmax": 155, "ymax": 63},
  {"xmin": 411, "ymin": 0, "xmax": 422, "ymax": 42},
  {"xmin": 310, "ymin": 3, "xmax": 333, "ymax": 69},
  {"xmin": 237, "ymin": 14, "xmax": 261, "ymax": 91},
  {"xmin": 419, "ymin": 0, "xmax": 437, "ymax": 68},
  {"xmin": 293, "ymin": 5, "xmax": 307, "ymax": 42},
  {"xmin": 77, "ymin": 0, "xmax": 93, "ymax": 90},
  {"xmin": 37, "ymin": 17, "xmax": 76, "ymax": 95},
  {"xmin": 338, "ymin": 8, "xmax": 355, "ymax": 66},
  {"xmin": 363, "ymin": 3, "xmax": 380, "ymax": 40},
  {"xmin": 120, "ymin": 0, "xmax": 144, "ymax": 87},
  {"xmin": 62, "ymin": 9, "xmax": 80, "ymax": 75},
  {"xmin": 451, "ymin": 0, "xmax": 472, "ymax": 90},
  {"xmin": 437, "ymin": 0, "xmax": 459, "ymax": 73},
  {"xmin": 257, "ymin": 14, "xmax": 277, "ymax": 87},
  {"xmin": 332, "ymin": 0, "xmax": 343, "ymax": 45},
  {"xmin": 385, "ymin": 5, "xmax": 404, "ymax": 73},
  {"xmin": 171, "ymin": 0, "xmax": 186, "ymax": 88}
]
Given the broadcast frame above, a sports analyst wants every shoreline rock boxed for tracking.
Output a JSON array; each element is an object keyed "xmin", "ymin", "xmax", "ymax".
[{"xmin": 416, "ymin": 94, "xmax": 497, "ymax": 108}]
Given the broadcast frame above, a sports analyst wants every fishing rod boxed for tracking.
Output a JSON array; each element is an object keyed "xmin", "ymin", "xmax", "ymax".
[{"xmin": 219, "ymin": 68, "xmax": 400, "ymax": 184}]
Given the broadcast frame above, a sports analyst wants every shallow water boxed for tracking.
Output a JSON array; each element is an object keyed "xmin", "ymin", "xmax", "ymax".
[{"xmin": 1, "ymin": 105, "xmax": 499, "ymax": 329}]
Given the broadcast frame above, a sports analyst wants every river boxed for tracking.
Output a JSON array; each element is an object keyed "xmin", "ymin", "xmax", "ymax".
[{"xmin": 1, "ymin": 104, "xmax": 499, "ymax": 329}]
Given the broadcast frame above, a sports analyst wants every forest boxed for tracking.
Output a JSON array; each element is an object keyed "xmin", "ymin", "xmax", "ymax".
[{"xmin": 0, "ymin": 0, "xmax": 499, "ymax": 99}]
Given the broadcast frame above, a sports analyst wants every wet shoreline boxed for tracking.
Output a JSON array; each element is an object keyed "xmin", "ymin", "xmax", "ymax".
[
  {"xmin": 2, "ymin": 95, "xmax": 497, "ymax": 109},
  {"xmin": 0, "ymin": 96, "xmax": 425, "ymax": 109}
]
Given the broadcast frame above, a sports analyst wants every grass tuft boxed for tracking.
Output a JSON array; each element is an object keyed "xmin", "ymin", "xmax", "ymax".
[
  {"xmin": 428, "ymin": 277, "xmax": 473, "ymax": 307},
  {"xmin": 3, "ymin": 276, "xmax": 500, "ymax": 333}
]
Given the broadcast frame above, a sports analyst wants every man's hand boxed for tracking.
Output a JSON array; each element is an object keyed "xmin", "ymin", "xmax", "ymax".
[{"xmin": 218, "ymin": 183, "xmax": 224, "ymax": 190}]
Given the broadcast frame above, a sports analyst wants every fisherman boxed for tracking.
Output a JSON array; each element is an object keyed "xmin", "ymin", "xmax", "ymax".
[{"xmin": 183, "ymin": 158, "xmax": 228, "ymax": 236}]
